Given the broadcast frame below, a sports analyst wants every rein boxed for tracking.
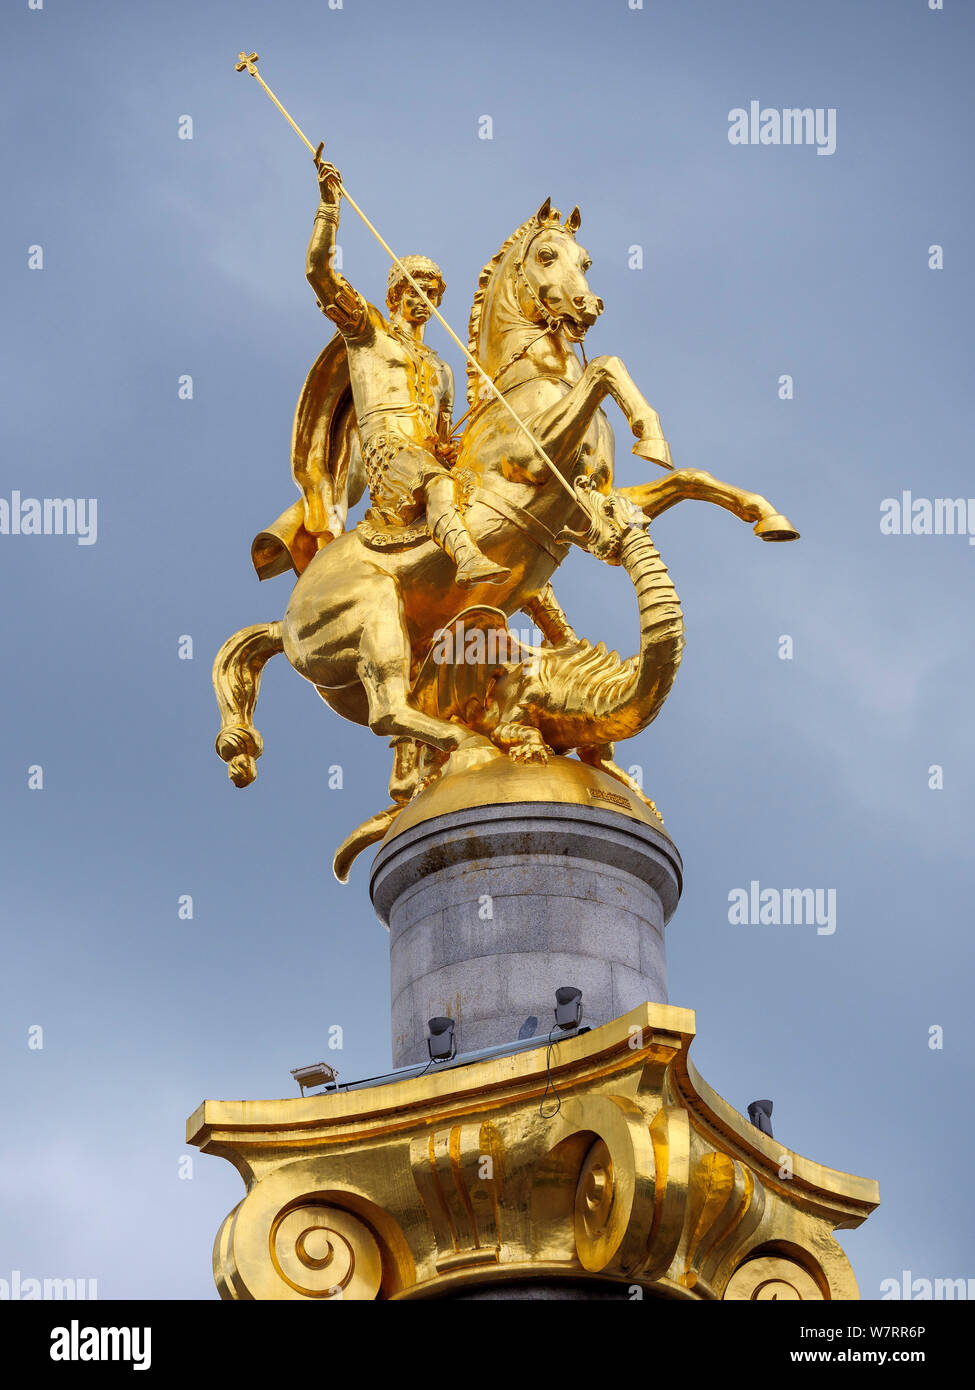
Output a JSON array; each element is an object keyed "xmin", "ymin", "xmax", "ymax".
[
  {"xmin": 454, "ymin": 367, "xmax": 582, "ymax": 436},
  {"xmin": 473, "ymin": 485, "xmax": 570, "ymax": 565},
  {"xmin": 449, "ymin": 326, "xmax": 553, "ymax": 438}
]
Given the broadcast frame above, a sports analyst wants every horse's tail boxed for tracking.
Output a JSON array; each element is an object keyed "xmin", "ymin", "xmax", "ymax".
[
  {"xmin": 333, "ymin": 804, "xmax": 404, "ymax": 883},
  {"xmin": 212, "ymin": 621, "xmax": 285, "ymax": 787}
]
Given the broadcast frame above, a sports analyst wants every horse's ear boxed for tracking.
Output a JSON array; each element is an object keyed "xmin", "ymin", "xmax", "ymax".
[
  {"xmin": 565, "ymin": 205, "xmax": 582, "ymax": 233},
  {"xmin": 535, "ymin": 196, "xmax": 552, "ymax": 225}
]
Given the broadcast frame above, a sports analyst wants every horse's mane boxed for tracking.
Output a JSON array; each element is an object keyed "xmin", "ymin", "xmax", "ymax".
[{"xmin": 466, "ymin": 216, "xmax": 536, "ymax": 409}]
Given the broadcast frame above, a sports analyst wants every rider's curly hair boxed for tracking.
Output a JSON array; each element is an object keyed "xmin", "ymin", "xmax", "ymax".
[{"xmin": 386, "ymin": 255, "xmax": 445, "ymax": 310}]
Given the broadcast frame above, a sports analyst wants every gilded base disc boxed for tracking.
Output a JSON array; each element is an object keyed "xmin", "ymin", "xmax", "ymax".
[{"xmin": 381, "ymin": 752, "xmax": 669, "ymax": 846}]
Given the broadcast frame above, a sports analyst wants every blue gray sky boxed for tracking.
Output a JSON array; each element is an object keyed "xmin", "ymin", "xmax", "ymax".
[{"xmin": 1, "ymin": 0, "xmax": 972, "ymax": 1298}]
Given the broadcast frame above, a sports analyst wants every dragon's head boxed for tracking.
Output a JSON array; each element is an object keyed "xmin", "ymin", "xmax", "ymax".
[{"xmin": 557, "ymin": 477, "xmax": 646, "ymax": 565}]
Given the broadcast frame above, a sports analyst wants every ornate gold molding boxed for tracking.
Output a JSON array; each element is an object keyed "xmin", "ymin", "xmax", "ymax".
[{"xmin": 187, "ymin": 1003, "xmax": 878, "ymax": 1300}]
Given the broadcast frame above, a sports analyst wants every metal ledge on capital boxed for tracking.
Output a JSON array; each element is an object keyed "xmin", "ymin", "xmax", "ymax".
[{"xmin": 187, "ymin": 1003, "xmax": 878, "ymax": 1301}]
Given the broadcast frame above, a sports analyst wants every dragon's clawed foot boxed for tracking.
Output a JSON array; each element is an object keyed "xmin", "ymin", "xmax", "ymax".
[
  {"xmin": 508, "ymin": 741, "xmax": 552, "ymax": 765},
  {"xmin": 493, "ymin": 723, "xmax": 552, "ymax": 763}
]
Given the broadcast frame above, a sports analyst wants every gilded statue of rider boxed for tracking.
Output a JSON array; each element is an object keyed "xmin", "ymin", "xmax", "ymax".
[{"xmin": 303, "ymin": 155, "xmax": 510, "ymax": 588}]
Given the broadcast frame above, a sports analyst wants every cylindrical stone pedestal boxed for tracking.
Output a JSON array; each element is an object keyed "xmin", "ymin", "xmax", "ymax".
[{"xmin": 371, "ymin": 763, "xmax": 682, "ymax": 1069}]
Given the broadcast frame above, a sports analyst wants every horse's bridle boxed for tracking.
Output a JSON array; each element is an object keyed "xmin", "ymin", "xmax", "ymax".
[
  {"xmin": 512, "ymin": 226, "xmax": 565, "ymax": 334},
  {"xmin": 490, "ymin": 226, "xmax": 586, "ymax": 390},
  {"xmin": 458, "ymin": 226, "xmax": 586, "ymax": 432}
]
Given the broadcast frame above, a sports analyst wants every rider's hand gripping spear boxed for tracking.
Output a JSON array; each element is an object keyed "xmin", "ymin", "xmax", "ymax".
[{"xmin": 234, "ymin": 51, "xmax": 589, "ymax": 506}]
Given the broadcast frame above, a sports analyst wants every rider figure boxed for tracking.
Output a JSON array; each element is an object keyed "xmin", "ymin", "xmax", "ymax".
[{"xmin": 306, "ymin": 156, "xmax": 510, "ymax": 588}]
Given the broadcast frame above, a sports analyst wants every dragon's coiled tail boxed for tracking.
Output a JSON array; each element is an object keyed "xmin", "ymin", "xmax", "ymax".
[
  {"xmin": 537, "ymin": 526, "xmax": 684, "ymax": 746},
  {"xmin": 212, "ymin": 622, "xmax": 285, "ymax": 786}
]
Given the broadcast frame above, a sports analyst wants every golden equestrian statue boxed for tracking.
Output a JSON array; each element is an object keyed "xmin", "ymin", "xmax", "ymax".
[{"xmin": 214, "ymin": 56, "xmax": 799, "ymax": 878}]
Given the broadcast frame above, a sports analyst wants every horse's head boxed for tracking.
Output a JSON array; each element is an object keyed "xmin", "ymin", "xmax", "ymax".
[
  {"xmin": 466, "ymin": 201, "xmax": 605, "ymax": 406},
  {"xmin": 514, "ymin": 198, "xmax": 603, "ymax": 343}
]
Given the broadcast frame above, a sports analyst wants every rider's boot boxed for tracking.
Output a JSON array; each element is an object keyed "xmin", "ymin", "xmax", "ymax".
[{"xmin": 426, "ymin": 477, "xmax": 511, "ymax": 587}]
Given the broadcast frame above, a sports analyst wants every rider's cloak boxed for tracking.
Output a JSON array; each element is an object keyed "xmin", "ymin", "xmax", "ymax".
[{"xmin": 250, "ymin": 328, "xmax": 367, "ymax": 581}]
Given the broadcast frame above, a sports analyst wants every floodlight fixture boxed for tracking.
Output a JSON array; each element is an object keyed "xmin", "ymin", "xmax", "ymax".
[
  {"xmin": 554, "ymin": 986, "xmax": 583, "ymax": 1031},
  {"xmin": 291, "ymin": 1061, "xmax": 339, "ymax": 1096},
  {"xmin": 427, "ymin": 1016, "xmax": 456, "ymax": 1062},
  {"xmin": 748, "ymin": 1099, "xmax": 774, "ymax": 1138}
]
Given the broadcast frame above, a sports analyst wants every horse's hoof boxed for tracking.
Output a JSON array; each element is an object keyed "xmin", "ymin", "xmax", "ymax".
[
  {"xmin": 632, "ymin": 436, "xmax": 674, "ymax": 469},
  {"xmin": 754, "ymin": 513, "xmax": 800, "ymax": 542},
  {"xmin": 445, "ymin": 742, "xmax": 503, "ymax": 775}
]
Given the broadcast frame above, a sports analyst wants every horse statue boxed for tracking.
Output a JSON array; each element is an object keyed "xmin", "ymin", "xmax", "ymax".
[{"xmin": 213, "ymin": 197, "xmax": 798, "ymax": 875}]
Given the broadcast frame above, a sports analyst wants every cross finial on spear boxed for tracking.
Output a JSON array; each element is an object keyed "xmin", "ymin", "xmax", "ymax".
[{"xmin": 235, "ymin": 51, "xmax": 318, "ymax": 153}]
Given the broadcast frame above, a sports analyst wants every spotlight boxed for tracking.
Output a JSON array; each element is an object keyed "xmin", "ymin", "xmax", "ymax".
[
  {"xmin": 747, "ymin": 1099, "xmax": 774, "ymax": 1138},
  {"xmin": 554, "ymin": 986, "xmax": 583, "ymax": 1031},
  {"xmin": 291, "ymin": 1062, "xmax": 339, "ymax": 1096},
  {"xmin": 427, "ymin": 1016, "xmax": 456, "ymax": 1062}
]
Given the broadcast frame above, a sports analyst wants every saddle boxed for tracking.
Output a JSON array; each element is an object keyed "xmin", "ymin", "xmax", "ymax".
[
  {"xmin": 357, "ymin": 513, "xmax": 428, "ymax": 551},
  {"xmin": 356, "ymin": 465, "xmax": 479, "ymax": 554}
]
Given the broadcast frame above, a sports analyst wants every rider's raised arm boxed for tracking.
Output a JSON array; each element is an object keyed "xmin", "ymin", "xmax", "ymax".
[{"xmin": 305, "ymin": 159, "xmax": 368, "ymax": 337}]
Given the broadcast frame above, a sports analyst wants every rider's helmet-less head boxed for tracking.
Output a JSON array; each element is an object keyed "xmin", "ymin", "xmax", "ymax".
[{"xmin": 387, "ymin": 255, "xmax": 446, "ymax": 310}]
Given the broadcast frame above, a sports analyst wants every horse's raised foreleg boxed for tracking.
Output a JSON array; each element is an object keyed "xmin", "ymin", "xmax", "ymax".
[
  {"xmin": 618, "ymin": 469, "xmax": 799, "ymax": 541},
  {"xmin": 530, "ymin": 356, "xmax": 673, "ymax": 470}
]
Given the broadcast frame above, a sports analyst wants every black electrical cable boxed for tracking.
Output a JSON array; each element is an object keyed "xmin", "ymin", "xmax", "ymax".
[{"xmin": 539, "ymin": 1024, "xmax": 563, "ymax": 1118}]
